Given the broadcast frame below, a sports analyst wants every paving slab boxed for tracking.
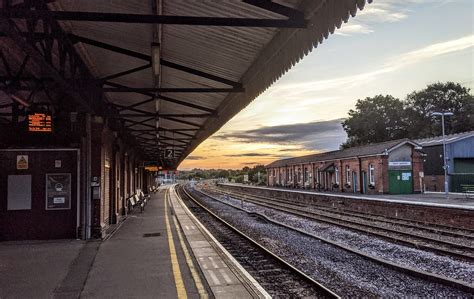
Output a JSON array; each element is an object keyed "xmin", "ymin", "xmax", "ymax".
[
  {"xmin": 80, "ymin": 190, "xmax": 201, "ymax": 299},
  {"xmin": 169, "ymin": 185, "xmax": 270, "ymax": 299},
  {"xmin": 0, "ymin": 240, "xmax": 84, "ymax": 299}
]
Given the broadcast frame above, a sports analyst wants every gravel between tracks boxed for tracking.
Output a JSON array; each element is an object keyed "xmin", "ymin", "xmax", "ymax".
[
  {"xmin": 190, "ymin": 187, "xmax": 473, "ymax": 298},
  {"xmin": 207, "ymin": 190, "xmax": 474, "ymax": 284}
]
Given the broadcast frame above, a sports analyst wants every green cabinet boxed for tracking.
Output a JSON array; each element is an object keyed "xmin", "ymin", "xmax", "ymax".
[{"xmin": 389, "ymin": 170, "xmax": 413, "ymax": 194}]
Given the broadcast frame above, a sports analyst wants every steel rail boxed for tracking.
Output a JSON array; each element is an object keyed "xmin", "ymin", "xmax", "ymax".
[
  {"xmin": 218, "ymin": 188, "xmax": 474, "ymax": 240},
  {"xmin": 178, "ymin": 185, "xmax": 340, "ymax": 298},
  {"xmin": 210, "ymin": 188, "xmax": 474, "ymax": 260}
]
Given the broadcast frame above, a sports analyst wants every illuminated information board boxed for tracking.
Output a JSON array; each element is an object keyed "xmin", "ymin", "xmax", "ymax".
[{"xmin": 28, "ymin": 113, "xmax": 53, "ymax": 133}]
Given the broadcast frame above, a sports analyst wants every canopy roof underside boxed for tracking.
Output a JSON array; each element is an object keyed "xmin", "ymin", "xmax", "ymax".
[{"xmin": 0, "ymin": 0, "xmax": 371, "ymax": 168}]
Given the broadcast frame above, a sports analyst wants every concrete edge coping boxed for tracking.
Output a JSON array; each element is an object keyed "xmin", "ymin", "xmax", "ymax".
[
  {"xmin": 222, "ymin": 184, "xmax": 474, "ymax": 211},
  {"xmin": 169, "ymin": 184, "xmax": 271, "ymax": 299}
]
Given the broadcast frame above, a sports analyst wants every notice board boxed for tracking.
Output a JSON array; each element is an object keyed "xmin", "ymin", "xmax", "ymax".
[{"xmin": 46, "ymin": 173, "xmax": 71, "ymax": 210}]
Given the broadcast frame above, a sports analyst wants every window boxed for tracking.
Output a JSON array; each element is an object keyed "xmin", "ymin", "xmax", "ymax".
[
  {"xmin": 304, "ymin": 167, "xmax": 309, "ymax": 183},
  {"xmin": 335, "ymin": 167, "xmax": 339, "ymax": 184},
  {"xmin": 346, "ymin": 165, "xmax": 351, "ymax": 184},
  {"xmin": 369, "ymin": 164, "xmax": 375, "ymax": 185}
]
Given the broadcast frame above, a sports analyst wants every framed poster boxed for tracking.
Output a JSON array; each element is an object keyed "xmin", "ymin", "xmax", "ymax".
[{"xmin": 46, "ymin": 173, "xmax": 71, "ymax": 210}]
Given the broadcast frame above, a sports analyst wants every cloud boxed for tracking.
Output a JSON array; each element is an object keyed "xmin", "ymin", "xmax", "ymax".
[
  {"xmin": 336, "ymin": 24, "xmax": 374, "ymax": 36},
  {"xmin": 215, "ymin": 118, "xmax": 347, "ymax": 152},
  {"xmin": 270, "ymin": 35, "xmax": 474, "ymax": 99},
  {"xmin": 392, "ymin": 35, "xmax": 474, "ymax": 67},
  {"xmin": 225, "ymin": 153, "xmax": 274, "ymax": 157},
  {"xmin": 335, "ymin": 0, "xmax": 449, "ymax": 36},
  {"xmin": 186, "ymin": 155, "xmax": 205, "ymax": 160}
]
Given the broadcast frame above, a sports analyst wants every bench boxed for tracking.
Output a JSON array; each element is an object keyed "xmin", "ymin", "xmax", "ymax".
[
  {"xmin": 127, "ymin": 189, "xmax": 150, "ymax": 213},
  {"xmin": 461, "ymin": 184, "xmax": 474, "ymax": 199},
  {"xmin": 139, "ymin": 189, "xmax": 151, "ymax": 203},
  {"xmin": 128, "ymin": 194, "xmax": 144, "ymax": 213}
]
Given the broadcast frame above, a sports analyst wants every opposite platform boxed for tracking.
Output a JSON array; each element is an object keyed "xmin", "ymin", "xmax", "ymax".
[{"xmin": 221, "ymin": 183, "xmax": 474, "ymax": 210}]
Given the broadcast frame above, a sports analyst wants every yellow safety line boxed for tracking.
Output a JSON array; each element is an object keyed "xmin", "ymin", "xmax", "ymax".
[
  {"xmin": 172, "ymin": 209, "xmax": 209, "ymax": 299},
  {"xmin": 164, "ymin": 189, "xmax": 188, "ymax": 299}
]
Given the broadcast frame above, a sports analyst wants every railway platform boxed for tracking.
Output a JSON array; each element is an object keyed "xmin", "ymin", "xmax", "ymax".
[
  {"xmin": 221, "ymin": 183, "xmax": 474, "ymax": 210},
  {"xmin": 0, "ymin": 186, "xmax": 267, "ymax": 299},
  {"xmin": 218, "ymin": 183, "xmax": 474, "ymax": 231}
]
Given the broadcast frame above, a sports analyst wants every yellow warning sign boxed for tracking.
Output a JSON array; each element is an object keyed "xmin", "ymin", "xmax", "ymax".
[{"xmin": 17, "ymin": 155, "xmax": 28, "ymax": 170}]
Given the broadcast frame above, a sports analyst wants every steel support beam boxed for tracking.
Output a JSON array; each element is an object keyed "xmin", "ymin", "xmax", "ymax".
[
  {"xmin": 118, "ymin": 113, "xmax": 212, "ymax": 118},
  {"xmin": 101, "ymin": 86, "xmax": 243, "ymax": 93},
  {"xmin": 100, "ymin": 63, "xmax": 151, "ymax": 81},
  {"xmin": 4, "ymin": 10, "xmax": 307, "ymax": 28},
  {"xmin": 0, "ymin": 18, "xmax": 97, "ymax": 112},
  {"xmin": 106, "ymin": 82, "xmax": 217, "ymax": 113},
  {"xmin": 242, "ymin": 0, "xmax": 304, "ymax": 19}
]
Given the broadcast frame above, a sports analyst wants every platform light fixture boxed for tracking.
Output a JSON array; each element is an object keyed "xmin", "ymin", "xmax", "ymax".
[
  {"xmin": 151, "ymin": 42, "xmax": 161, "ymax": 77},
  {"xmin": 431, "ymin": 111, "xmax": 453, "ymax": 198}
]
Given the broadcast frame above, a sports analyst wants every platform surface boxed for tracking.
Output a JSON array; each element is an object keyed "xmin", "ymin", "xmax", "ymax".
[
  {"xmin": 0, "ymin": 186, "xmax": 266, "ymax": 298},
  {"xmin": 169, "ymin": 185, "xmax": 267, "ymax": 299},
  {"xmin": 80, "ymin": 188, "xmax": 202, "ymax": 298},
  {"xmin": 221, "ymin": 183, "xmax": 474, "ymax": 210}
]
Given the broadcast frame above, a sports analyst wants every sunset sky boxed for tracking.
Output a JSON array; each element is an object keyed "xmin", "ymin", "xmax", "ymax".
[{"xmin": 179, "ymin": 0, "xmax": 474, "ymax": 170}]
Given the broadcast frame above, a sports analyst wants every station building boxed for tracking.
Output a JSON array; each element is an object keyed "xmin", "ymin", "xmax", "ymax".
[
  {"xmin": 416, "ymin": 131, "xmax": 474, "ymax": 192},
  {"xmin": 0, "ymin": 1, "xmax": 369, "ymax": 241},
  {"xmin": 0, "ymin": 115, "xmax": 158, "ymax": 241},
  {"xmin": 266, "ymin": 139, "xmax": 425, "ymax": 195}
]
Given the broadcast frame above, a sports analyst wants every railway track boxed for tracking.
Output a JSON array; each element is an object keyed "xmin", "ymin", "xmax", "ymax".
[
  {"xmin": 190, "ymin": 185, "xmax": 474, "ymax": 295},
  {"xmin": 209, "ymin": 186, "xmax": 474, "ymax": 260},
  {"xmin": 176, "ymin": 185, "xmax": 339, "ymax": 298}
]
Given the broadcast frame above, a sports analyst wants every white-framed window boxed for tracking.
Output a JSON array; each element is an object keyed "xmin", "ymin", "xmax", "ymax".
[
  {"xmin": 346, "ymin": 165, "xmax": 351, "ymax": 184},
  {"xmin": 304, "ymin": 167, "xmax": 309, "ymax": 183},
  {"xmin": 335, "ymin": 166, "xmax": 339, "ymax": 184},
  {"xmin": 369, "ymin": 164, "xmax": 375, "ymax": 184}
]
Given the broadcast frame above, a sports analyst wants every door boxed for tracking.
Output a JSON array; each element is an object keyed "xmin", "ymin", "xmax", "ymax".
[
  {"xmin": 389, "ymin": 170, "xmax": 413, "ymax": 194},
  {"xmin": 352, "ymin": 171, "xmax": 358, "ymax": 193},
  {"xmin": 361, "ymin": 171, "xmax": 367, "ymax": 194}
]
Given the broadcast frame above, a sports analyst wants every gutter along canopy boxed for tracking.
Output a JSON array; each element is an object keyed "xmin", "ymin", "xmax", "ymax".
[
  {"xmin": 0, "ymin": 0, "xmax": 372, "ymax": 168},
  {"xmin": 266, "ymin": 139, "xmax": 420, "ymax": 168}
]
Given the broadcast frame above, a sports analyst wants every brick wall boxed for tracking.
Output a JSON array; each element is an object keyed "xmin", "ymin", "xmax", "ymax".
[
  {"xmin": 222, "ymin": 184, "xmax": 473, "ymax": 230},
  {"xmin": 424, "ymin": 175, "xmax": 445, "ymax": 192},
  {"xmin": 412, "ymin": 150, "xmax": 424, "ymax": 193}
]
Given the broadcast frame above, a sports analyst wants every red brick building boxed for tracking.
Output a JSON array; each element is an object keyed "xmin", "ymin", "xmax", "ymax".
[{"xmin": 266, "ymin": 139, "xmax": 424, "ymax": 194}]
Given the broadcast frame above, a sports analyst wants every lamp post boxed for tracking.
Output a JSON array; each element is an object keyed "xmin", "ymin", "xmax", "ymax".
[{"xmin": 431, "ymin": 112, "xmax": 453, "ymax": 198}]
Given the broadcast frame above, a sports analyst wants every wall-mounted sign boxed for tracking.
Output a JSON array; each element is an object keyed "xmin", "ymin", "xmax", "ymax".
[
  {"xmin": 46, "ymin": 173, "xmax": 71, "ymax": 210},
  {"xmin": 16, "ymin": 155, "xmax": 28, "ymax": 170},
  {"xmin": 91, "ymin": 176, "xmax": 100, "ymax": 187},
  {"xmin": 165, "ymin": 149, "xmax": 174, "ymax": 159},
  {"xmin": 145, "ymin": 166, "xmax": 159, "ymax": 172},
  {"xmin": 401, "ymin": 172, "xmax": 412, "ymax": 181},
  {"xmin": 389, "ymin": 161, "xmax": 412, "ymax": 167},
  {"xmin": 28, "ymin": 113, "xmax": 53, "ymax": 133}
]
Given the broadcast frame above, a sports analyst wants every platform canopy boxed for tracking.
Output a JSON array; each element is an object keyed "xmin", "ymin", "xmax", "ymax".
[{"xmin": 0, "ymin": 0, "xmax": 371, "ymax": 168}]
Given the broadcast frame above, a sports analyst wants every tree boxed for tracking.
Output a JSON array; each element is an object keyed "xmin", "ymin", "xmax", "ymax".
[
  {"xmin": 404, "ymin": 82, "xmax": 474, "ymax": 138},
  {"xmin": 341, "ymin": 95, "xmax": 408, "ymax": 148}
]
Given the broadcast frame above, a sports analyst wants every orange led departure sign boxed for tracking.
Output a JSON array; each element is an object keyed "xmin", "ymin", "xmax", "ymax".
[
  {"xmin": 28, "ymin": 113, "xmax": 53, "ymax": 133},
  {"xmin": 144, "ymin": 166, "xmax": 159, "ymax": 172}
]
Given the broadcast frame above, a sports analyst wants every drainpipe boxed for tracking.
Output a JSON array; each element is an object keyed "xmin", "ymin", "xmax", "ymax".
[
  {"xmin": 358, "ymin": 157, "xmax": 363, "ymax": 194},
  {"xmin": 85, "ymin": 113, "xmax": 92, "ymax": 239}
]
